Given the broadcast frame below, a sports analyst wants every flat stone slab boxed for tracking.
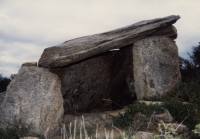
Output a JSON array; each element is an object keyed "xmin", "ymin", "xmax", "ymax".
[{"xmin": 39, "ymin": 15, "xmax": 179, "ymax": 68}]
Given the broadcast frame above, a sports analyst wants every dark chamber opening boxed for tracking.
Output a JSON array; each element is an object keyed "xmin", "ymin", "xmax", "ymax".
[{"xmin": 53, "ymin": 46, "xmax": 137, "ymax": 114}]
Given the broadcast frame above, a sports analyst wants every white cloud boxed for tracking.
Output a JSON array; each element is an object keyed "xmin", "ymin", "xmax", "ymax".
[
  {"xmin": 0, "ymin": 40, "xmax": 45, "ymax": 76},
  {"xmin": 0, "ymin": 0, "xmax": 200, "ymax": 76}
]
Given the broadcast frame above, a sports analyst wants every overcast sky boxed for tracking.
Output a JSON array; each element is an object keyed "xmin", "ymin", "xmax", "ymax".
[{"xmin": 0, "ymin": 0, "xmax": 200, "ymax": 76}]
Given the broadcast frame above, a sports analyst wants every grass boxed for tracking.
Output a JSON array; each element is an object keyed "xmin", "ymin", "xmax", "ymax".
[
  {"xmin": 113, "ymin": 100, "xmax": 198, "ymax": 130},
  {"xmin": 0, "ymin": 114, "xmax": 193, "ymax": 139},
  {"xmin": 60, "ymin": 116, "xmax": 116, "ymax": 139},
  {"xmin": 60, "ymin": 115, "xmax": 190, "ymax": 139},
  {"xmin": 1, "ymin": 81, "xmax": 200, "ymax": 139}
]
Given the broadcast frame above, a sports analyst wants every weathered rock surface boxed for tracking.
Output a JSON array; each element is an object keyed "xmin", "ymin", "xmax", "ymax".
[
  {"xmin": 52, "ymin": 47, "xmax": 135, "ymax": 113},
  {"xmin": 153, "ymin": 109, "xmax": 173, "ymax": 123},
  {"xmin": 132, "ymin": 112, "xmax": 149, "ymax": 130},
  {"xmin": 39, "ymin": 15, "xmax": 179, "ymax": 68},
  {"xmin": 22, "ymin": 62, "xmax": 37, "ymax": 67},
  {"xmin": 0, "ymin": 65, "xmax": 64, "ymax": 137},
  {"xmin": 133, "ymin": 36, "xmax": 181, "ymax": 99},
  {"xmin": 0, "ymin": 92, "xmax": 5, "ymax": 104},
  {"xmin": 20, "ymin": 137, "xmax": 39, "ymax": 139},
  {"xmin": 135, "ymin": 131, "xmax": 154, "ymax": 139}
]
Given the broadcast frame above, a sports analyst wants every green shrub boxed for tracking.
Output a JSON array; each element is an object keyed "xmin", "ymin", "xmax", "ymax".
[
  {"xmin": 0, "ymin": 128, "xmax": 19, "ymax": 139},
  {"xmin": 113, "ymin": 100, "xmax": 198, "ymax": 130},
  {"xmin": 166, "ymin": 81, "xmax": 200, "ymax": 110},
  {"xmin": 0, "ymin": 126, "xmax": 42, "ymax": 139},
  {"xmin": 0, "ymin": 127, "xmax": 29, "ymax": 139},
  {"xmin": 193, "ymin": 124, "xmax": 200, "ymax": 135},
  {"xmin": 163, "ymin": 99, "xmax": 198, "ymax": 129},
  {"xmin": 113, "ymin": 102, "xmax": 164, "ymax": 128}
]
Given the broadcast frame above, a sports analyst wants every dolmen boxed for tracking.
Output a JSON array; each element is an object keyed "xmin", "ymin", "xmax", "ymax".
[{"xmin": 0, "ymin": 15, "xmax": 181, "ymax": 137}]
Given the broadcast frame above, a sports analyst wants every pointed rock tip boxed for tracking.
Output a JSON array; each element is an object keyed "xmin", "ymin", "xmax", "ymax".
[{"xmin": 167, "ymin": 15, "xmax": 181, "ymax": 20}]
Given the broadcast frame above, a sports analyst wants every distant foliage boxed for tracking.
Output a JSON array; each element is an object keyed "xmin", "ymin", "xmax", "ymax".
[
  {"xmin": 0, "ymin": 74, "xmax": 11, "ymax": 93},
  {"xmin": 177, "ymin": 42, "xmax": 200, "ymax": 108},
  {"xmin": 180, "ymin": 42, "xmax": 200, "ymax": 81}
]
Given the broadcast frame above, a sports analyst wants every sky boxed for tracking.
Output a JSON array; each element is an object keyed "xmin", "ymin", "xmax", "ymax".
[{"xmin": 0, "ymin": 0, "xmax": 200, "ymax": 77}]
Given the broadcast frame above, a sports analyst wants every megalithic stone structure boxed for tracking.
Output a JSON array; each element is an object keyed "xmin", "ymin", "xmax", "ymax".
[
  {"xmin": 38, "ymin": 15, "xmax": 181, "ymax": 111},
  {"xmin": 0, "ymin": 15, "xmax": 181, "ymax": 137}
]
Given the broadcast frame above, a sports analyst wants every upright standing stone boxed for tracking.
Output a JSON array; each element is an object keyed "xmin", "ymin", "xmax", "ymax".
[
  {"xmin": 0, "ymin": 65, "xmax": 64, "ymax": 137},
  {"xmin": 133, "ymin": 36, "xmax": 181, "ymax": 99}
]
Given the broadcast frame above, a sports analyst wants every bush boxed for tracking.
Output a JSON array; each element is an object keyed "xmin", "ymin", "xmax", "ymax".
[
  {"xmin": 163, "ymin": 99, "xmax": 198, "ymax": 129},
  {"xmin": 165, "ymin": 81, "xmax": 200, "ymax": 110},
  {"xmin": 113, "ymin": 102, "xmax": 164, "ymax": 128},
  {"xmin": 0, "ymin": 127, "xmax": 29, "ymax": 139},
  {"xmin": 193, "ymin": 124, "xmax": 200, "ymax": 135},
  {"xmin": 113, "ymin": 100, "xmax": 198, "ymax": 130},
  {"xmin": 0, "ymin": 74, "xmax": 11, "ymax": 93},
  {"xmin": 180, "ymin": 42, "xmax": 200, "ymax": 81},
  {"xmin": 0, "ymin": 124, "xmax": 43, "ymax": 139}
]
